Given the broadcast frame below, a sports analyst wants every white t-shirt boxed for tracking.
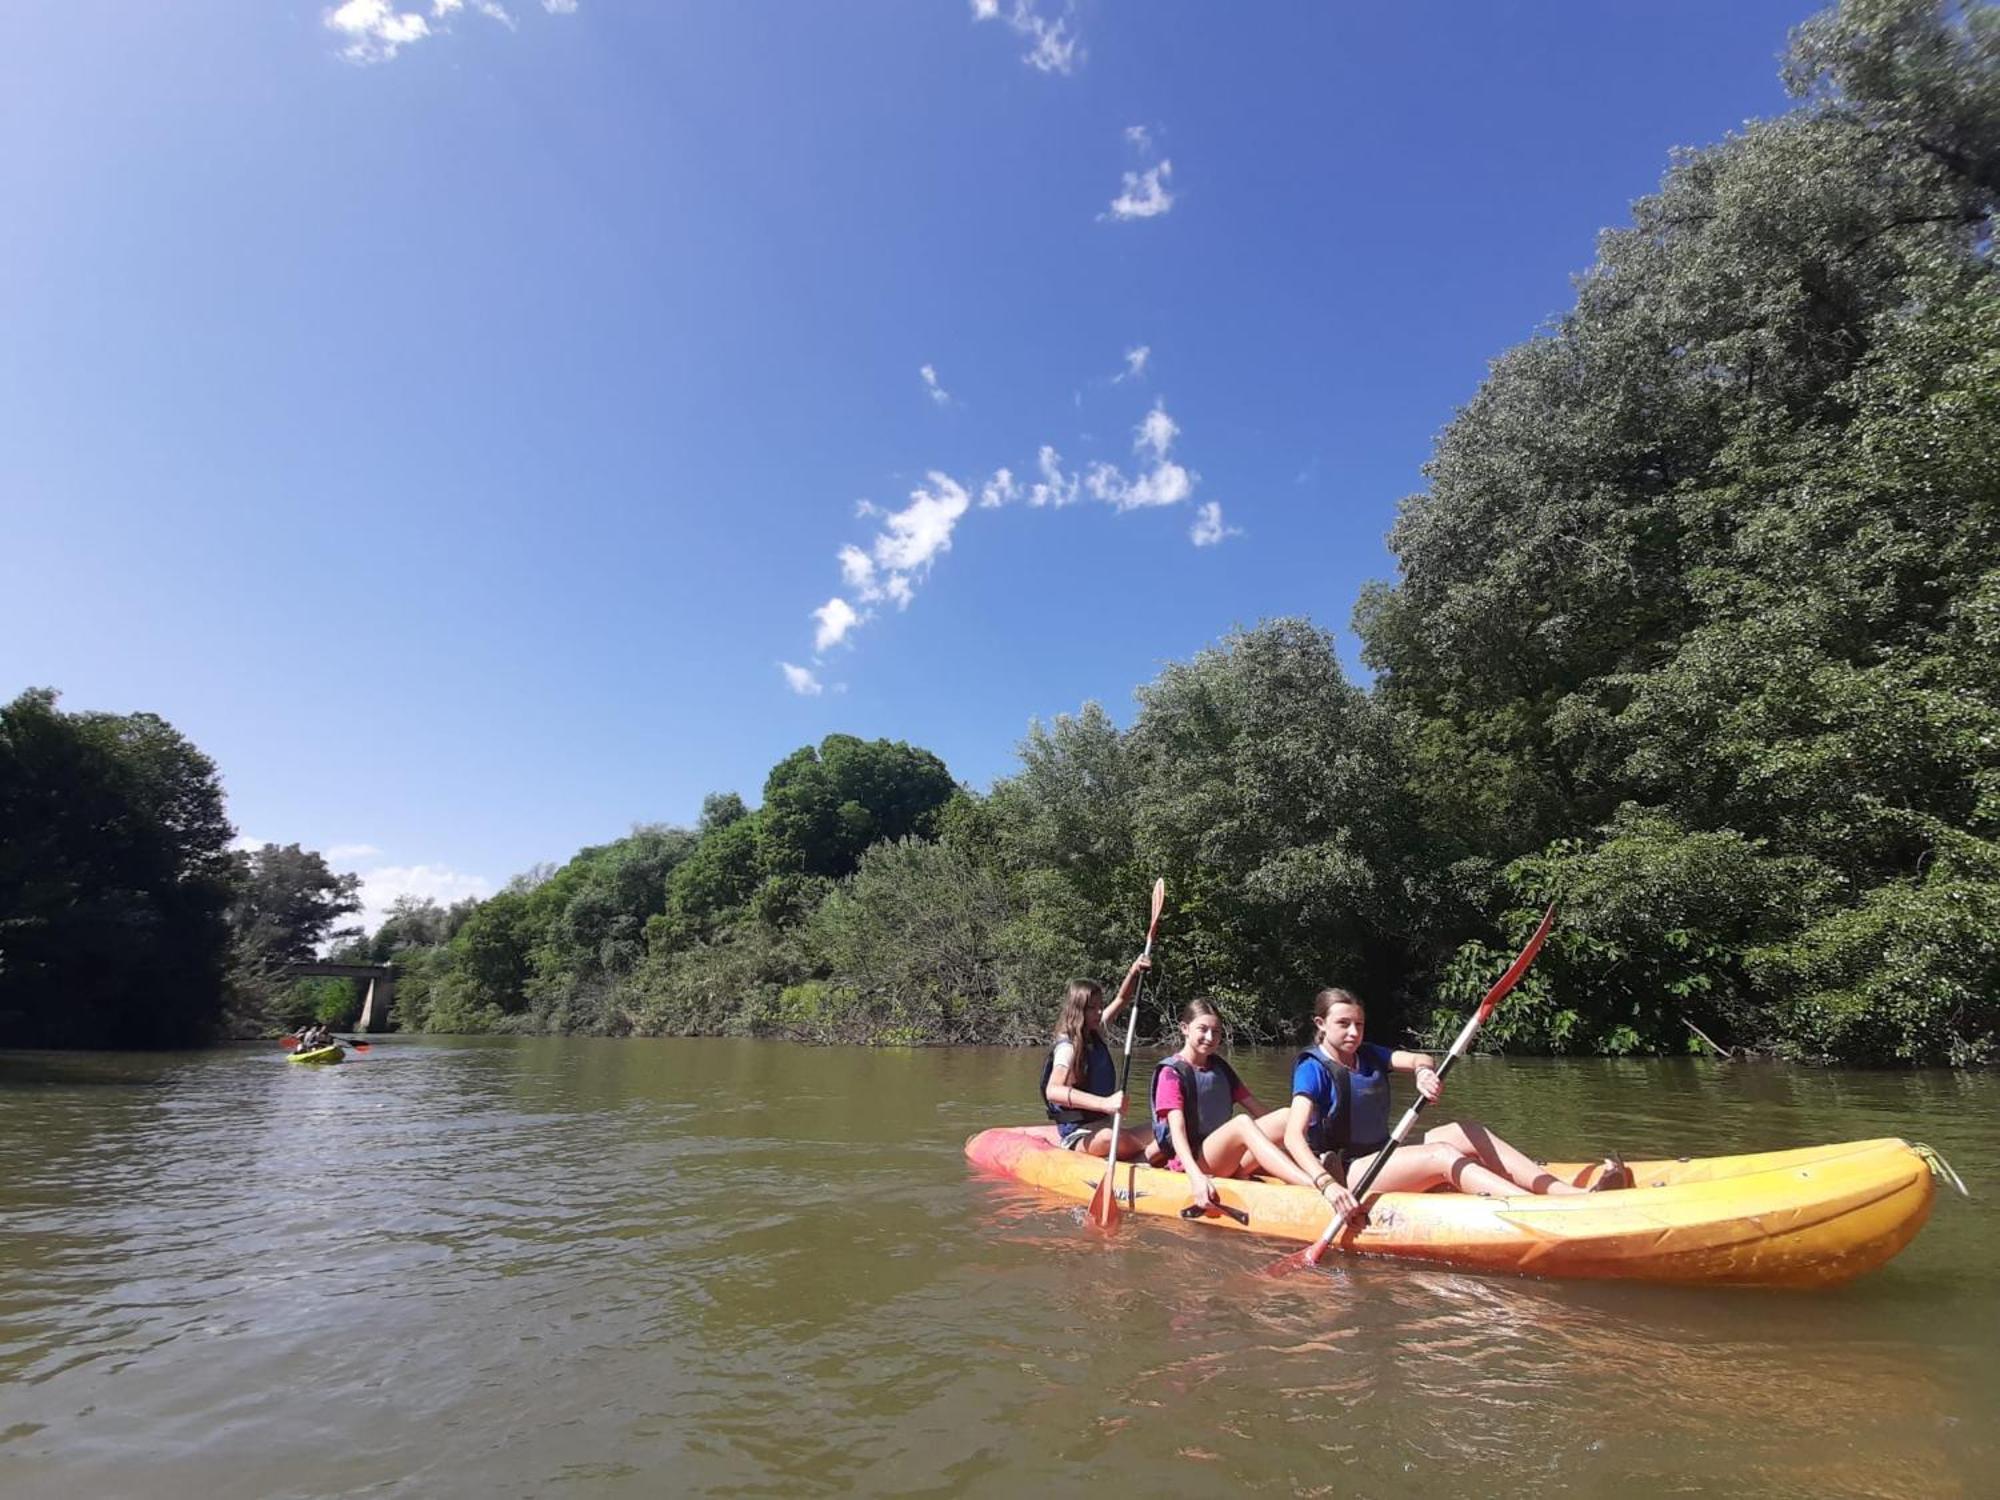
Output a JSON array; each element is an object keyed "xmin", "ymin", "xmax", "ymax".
[{"xmin": 1049, "ymin": 1038, "xmax": 1076, "ymax": 1077}]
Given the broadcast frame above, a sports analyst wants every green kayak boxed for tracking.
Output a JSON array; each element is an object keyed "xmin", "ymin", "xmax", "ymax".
[{"xmin": 287, "ymin": 1044, "xmax": 345, "ymax": 1066}]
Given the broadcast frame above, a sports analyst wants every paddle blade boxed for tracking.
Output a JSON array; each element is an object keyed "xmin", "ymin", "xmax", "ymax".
[
  {"xmin": 1474, "ymin": 904, "xmax": 1557, "ymax": 1025},
  {"xmin": 1087, "ymin": 1166, "xmax": 1123, "ymax": 1230},
  {"xmin": 1142, "ymin": 877, "xmax": 1166, "ymax": 950},
  {"xmin": 349, "ymin": 1041, "xmax": 371, "ymax": 1052},
  {"xmin": 279, "ymin": 1035, "xmax": 299, "ymax": 1050},
  {"xmin": 1257, "ymin": 1247, "xmax": 1316, "ymax": 1279}
]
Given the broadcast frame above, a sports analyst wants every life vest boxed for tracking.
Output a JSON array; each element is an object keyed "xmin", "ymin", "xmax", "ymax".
[
  {"xmin": 1039, "ymin": 1034, "xmax": 1117, "ymax": 1125},
  {"xmin": 1152, "ymin": 1054, "xmax": 1244, "ymax": 1161},
  {"xmin": 1296, "ymin": 1043, "xmax": 1391, "ymax": 1159}
]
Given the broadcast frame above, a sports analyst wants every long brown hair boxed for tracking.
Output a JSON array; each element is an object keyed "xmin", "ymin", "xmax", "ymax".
[{"xmin": 1052, "ymin": 979, "xmax": 1106, "ymax": 1067}]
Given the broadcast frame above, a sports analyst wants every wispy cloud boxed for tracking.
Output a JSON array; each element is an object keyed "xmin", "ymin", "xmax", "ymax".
[
  {"xmin": 920, "ymin": 364, "xmax": 952, "ymax": 407},
  {"xmin": 1107, "ymin": 161, "xmax": 1174, "ymax": 221},
  {"xmin": 780, "ymin": 662, "xmax": 825, "ymax": 696},
  {"xmin": 1124, "ymin": 124, "xmax": 1154, "ymax": 152},
  {"xmin": 969, "ymin": 0, "xmax": 1080, "ymax": 75},
  {"xmin": 790, "ymin": 379, "xmax": 1234, "ymax": 690},
  {"xmin": 813, "ymin": 596, "xmax": 862, "ymax": 651},
  {"xmin": 1115, "ymin": 345, "xmax": 1151, "ymax": 382},
  {"xmin": 352, "ymin": 862, "xmax": 493, "ymax": 935},
  {"xmin": 326, "ymin": 0, "xmax": 565, "ymax": 64},
  {"xmin": 326, "ymin": 0, "xmax": 432, "ymax": 62},
  {"xmin": 979, "ymin": 468, "xmax": 1019, "ymax": 509},
  {"xmin": 1190, "ymin": 501, "xmax": 1241, "ymax": 548},
  {"xmin": 1027, "ymin": 445, "xmax": 1079, "ymax": 508},
  {"xmin": 1081, "ymin": 401, "xmax": 1197, "ymax": 511}
]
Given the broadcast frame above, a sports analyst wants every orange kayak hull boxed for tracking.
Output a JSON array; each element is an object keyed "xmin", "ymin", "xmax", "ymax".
[{"xmin": 964, "ymin": 1126, "xmax": 1935, "ymax": 1288}]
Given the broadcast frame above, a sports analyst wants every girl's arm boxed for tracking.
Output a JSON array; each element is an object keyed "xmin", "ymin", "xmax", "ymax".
[
  {"xmin": 1388, "ymin": 1048, "xmax": 1443, "ymax": 1102},
  {"xmin": 1285, "ymin": 1090, "xmax": 1359, "ymax": 1219},
  {"xmin": 1165, "ymin": 1107, "xmax": 1213, "ymax": 1206},
  {"xmin": 1100, "ymin": 954, "xmax": 1151, "ymax": 1029},
  {"xmin": 1043, "ymin": 1060, "xmax": 1123, "ymax": 1117},
  {"xmin": 1281, "ymin": 1094, "xmax": 1323, "ymax": 1181}
]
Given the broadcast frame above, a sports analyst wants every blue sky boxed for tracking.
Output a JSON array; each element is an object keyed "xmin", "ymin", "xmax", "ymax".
[{"xmin": 2, "ymin": 1, "xmax": 1820, "ymax": 928}]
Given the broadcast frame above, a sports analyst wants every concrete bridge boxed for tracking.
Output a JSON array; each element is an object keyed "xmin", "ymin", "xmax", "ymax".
[{"xmin": 284, "ymin": 962, "xmax": 397, "ymax": 1033}]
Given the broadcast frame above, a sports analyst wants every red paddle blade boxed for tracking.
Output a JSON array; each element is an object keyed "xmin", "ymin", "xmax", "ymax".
[
  {"xmin": 349, "ymin": 1041, "xmax": 371, "ymax": 1051},
  {"xmin": 1257, "ymin": 1247, "xmax": 1315, "ymax": 1279},
  {"xmin": 1474, "ymin": 904, "xmax": 1557, "ymax": 1025},
  {"xmin": 1087, "ymin": 1166, "xmax": 1123, "ymax": 1230},
  {"xmin": 280, "ymin": 1035, "xmax": 300, "ymax": 1049}
]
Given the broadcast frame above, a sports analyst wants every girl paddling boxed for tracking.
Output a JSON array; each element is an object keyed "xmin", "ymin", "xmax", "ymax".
[
  {"xmin": 1040, "ymin": 957, "xmax": 1156, "ymax": 1159},
  {"xmin": 1154, "ymin": 998, "xmax": 1322, "ymax": 1210},
  {"xmin": 1283, "ymin": 987, "xmax": 1630, "ymax": 1223}
]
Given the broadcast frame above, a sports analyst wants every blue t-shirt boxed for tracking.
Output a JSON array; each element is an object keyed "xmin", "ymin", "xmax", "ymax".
[{"xmin": 1291, "ymin": 1042, "xmax": 1395, "ymax": 1139}]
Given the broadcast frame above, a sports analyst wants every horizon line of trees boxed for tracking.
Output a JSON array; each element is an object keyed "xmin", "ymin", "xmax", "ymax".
[{"xmin": 4, "ymin": 0, "xmax": 1994, "ymax": 1065}]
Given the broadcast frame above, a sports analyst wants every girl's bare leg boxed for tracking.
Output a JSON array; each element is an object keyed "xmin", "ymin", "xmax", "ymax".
[
  {"xmin": 1426, "ymin": 1121, "xmax": 1587, "ymax": 1196},
  {"xmin": 1201, "ymin": 1117, "xmax": 1318, "ymax": 1188},
  {"xmin": 1347, "ymin": 1141, "xmax": 1519, "ymax": 1198}
]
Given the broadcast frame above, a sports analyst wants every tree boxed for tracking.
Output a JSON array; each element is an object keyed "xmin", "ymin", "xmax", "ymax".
[
  {"xmin": 0, "ymin": 689, "xmax": 235, "ymax": 1048},
  {"xmin": 1356, "ymin": 0, "xmax": 1999, "ymax": 1060},
  {"xmin": 227, "ymin": 844, "xmax": 363, "ymax": 967},
  {"xmin": 759, "ymin": 735, "xmax": 957, "ymax": 878},
  {"xmin": 1127, "ymin": 620, "xmax": 1440, "ymax": 1038}
]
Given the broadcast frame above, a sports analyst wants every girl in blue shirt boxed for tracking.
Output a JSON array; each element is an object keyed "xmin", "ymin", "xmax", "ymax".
[{"xmin": 1282, "ymin": 987, "xmax": 1624, "ymax": 1223}]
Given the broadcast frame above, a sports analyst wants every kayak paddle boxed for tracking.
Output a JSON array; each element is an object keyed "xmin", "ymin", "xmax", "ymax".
[
  {"xmin": 1262, "ymin": 904, "xmax": 1557, "ymax": 1277},
  {"xmin": 1088, "ymin": 877, "xmax": 1167, "ymax": 1230}
]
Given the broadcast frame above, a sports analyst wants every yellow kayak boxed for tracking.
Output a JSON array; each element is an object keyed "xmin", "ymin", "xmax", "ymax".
[
  {"xmin": 287, "ymin": 1045, "xmax": 345, "ymax": 1066},
  {"xmin": 964, "ymin": 1126, "xmax": 1939, "ymax": 1288}
]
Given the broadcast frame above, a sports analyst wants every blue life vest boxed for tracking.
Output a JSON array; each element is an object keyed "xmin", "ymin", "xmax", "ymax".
[
  {"xmin": 1152, "ymin": 1054, "xmax": 1244, "ymax": 1161},
  {"xmin": 1296, "ymin": 1043, "xmax": 1392, "ymax": 1160},
  {"xmin": 1039, "ymin": 1035, "xmax": 1117, "ymax": 1125}
]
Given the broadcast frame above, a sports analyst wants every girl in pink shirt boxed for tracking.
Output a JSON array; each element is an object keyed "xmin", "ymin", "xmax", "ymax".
[{"xmin": 1152, "ymin": 998, "xmax": 1319, "ymax": 1211}]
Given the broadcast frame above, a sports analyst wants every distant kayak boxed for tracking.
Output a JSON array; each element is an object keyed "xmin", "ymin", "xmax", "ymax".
[
  {"xmin": 965, "ymin": 1126, "xmax": 1940, "ymax": 1289},
  {"xmin": 287, "ymin": 1045, "xmax": 346, "ymax": 1066}
]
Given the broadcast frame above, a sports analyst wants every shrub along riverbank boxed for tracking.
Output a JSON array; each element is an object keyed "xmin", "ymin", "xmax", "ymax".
[{"xmin": 4, "ymin": 0, "xmax": 1994, "ymax": 1064}]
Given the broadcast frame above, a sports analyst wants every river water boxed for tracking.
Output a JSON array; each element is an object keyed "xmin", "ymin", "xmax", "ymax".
[{"xmin": 1, "ymin": 1037, "xmax": 1992, "ymax": 1498}]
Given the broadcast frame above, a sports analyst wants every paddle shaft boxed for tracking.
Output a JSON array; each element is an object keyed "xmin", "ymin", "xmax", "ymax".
[{"xmin": 1099, "ymin": 922, "xmax": 1159, "ymax": 1210}]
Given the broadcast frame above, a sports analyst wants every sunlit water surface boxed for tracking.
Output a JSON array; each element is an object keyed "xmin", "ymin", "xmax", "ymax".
[{"xmin": 2, "ymin": 1038, "xmax": 1993, "ymax": 1498}]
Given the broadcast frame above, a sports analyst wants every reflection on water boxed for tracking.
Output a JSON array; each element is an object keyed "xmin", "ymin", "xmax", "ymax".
[{"xmin": 0, "ymin": 1040, "xmax": 1991, "ymax": 1498}]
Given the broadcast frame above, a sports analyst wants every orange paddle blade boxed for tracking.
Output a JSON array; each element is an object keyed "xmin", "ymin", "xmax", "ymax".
[{"xmin": 1087, "ymin": 1164, "xmax": 1123, "ymax": 1229}]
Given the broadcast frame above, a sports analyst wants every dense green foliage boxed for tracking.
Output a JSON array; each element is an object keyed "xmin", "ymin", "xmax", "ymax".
[
  {"xmin": 0, "ymin": 689, "xmax": 236, "ymax": 1047},
  {"xmin": 5, "ymin": 2, "xmax": 1993, "ymax": 1063},
  {"xmin": 1355, "ymin": 0, "xmax": 1999, "ymax": 1061}
]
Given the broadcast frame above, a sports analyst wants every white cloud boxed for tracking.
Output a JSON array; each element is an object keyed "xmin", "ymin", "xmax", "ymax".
[
  {"xmin": 327, "ymin": 843, "xmax": 383, "ymax": 860},
  {"xmin": 920, "ymin": 364, "xmax": 952, "ymax": 406},
  {"xmin": 1026, "ymin": 445, "xmax": 1078, "ymax": 507},
  {"xmin": 979, "ymin": 467, "xmax": 1019, "ymax": 508},
  {"xmin": 872, "ymin": 472, "xmax": 971, "ymax": 576},
  {"xmin": 544, "ymin": 0, "xmax": 577, "ymax": 11},
  {"xmin": 1190, "ymin": 501, "xmax": 1241, "ymax": 547},
  {"xmin": 1125, "ymin": 124, "xmax": 1153, "ymax": 153},
  {"xmin": 351, "ymin": 862, "xmax": 494, "ymax": 936},
  {"xmin": 838, "ymin": 544, "xmax": 878, "ymax": 596},
  {"xmin": 1123, "ymin": 461, "xmax": 1194, "ymax": 509},
  {"xmin": 1116, "ymin": 344, "xmax": 1151, "ymax": 382},
  {"xmin": 326, "ymin": 0, "xmax": 431, "ymax": 62},
  {"xmin": 970, "ymin": 0, "xmax": 1080, "ymax": 76},
  {"xmin": 780, "ymin": 662, "xmax": 825, "ymax": 696},
  {"xmin": 1107, "ymin": 160, "xmax": 1174, "ymax": 220},
  {"xmin": 327, "ymin": 0, "xmax": 533, "ymax": 63},
  {"xmin": 1136, "ymin": 402, "xmax": 1178, "ymax": 461},
  {"xmin": 813, "ymin": 596, "xmax": 862, "ymax": 651}
]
